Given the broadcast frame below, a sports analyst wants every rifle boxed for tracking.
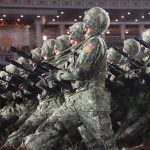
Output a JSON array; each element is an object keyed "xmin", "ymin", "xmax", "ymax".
[
  {"xmin": 10, "ymin": 47, "xmax": 33, "ymax": 60},
  {"xmin": 10, "ymin": 48, "xmax": 74, "ymax": 90},
  {"xmin": 113, "ymin": 47, "xmax": 144, "ymax": 70},
  {"xmin": 0, "ymin": 74, "xmax": 42, "ymax": 95},
  {"xmin": 10, "ymin": 47, "xmax": 57, "ymax": 73},
  {"xmin": 113, "ymin": 47, "xmax": 150, "ymax": 82},
  {"xmin": 134, "ymin": 37, "xmax": 150, "ymax": 49},
  {"xmin": 0, "ymin": 77, "xmax": 18, "ymax": 92},
  {"xmin": 0, "ymin": 64, "xmax": 26, "ymax": 86},
  {"xmin": 0, "ymin": 64, "xmax": 42, "ymax": 94},
  {"xmin": 10, "ymin": 41, "xmax": 86, "ymax": 73},
  {"xmin": 5, "ymin": 57, "xmax": 41, "ymax": 83},
  {"xmin": 107, "ymin": 61, "xmax": 125, "ymax": 77}
]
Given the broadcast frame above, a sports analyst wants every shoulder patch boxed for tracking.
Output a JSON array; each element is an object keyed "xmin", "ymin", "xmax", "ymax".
[{"xmin": 83, "ymin": 43, "xmax": 95, "ymax": 53}]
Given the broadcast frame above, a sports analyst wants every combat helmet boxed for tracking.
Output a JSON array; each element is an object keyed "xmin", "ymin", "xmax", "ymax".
[
  {"xmin": 31, "ymin": 48, "xmax": 42, "ymax": 61},
  {"xmin": 107, "ymin": 47, "xmax": 122, "ymax": 64},
  {"xmin": 5, "ymin": 64, "xmax": 18, "ymax": 74},
  {"xmin": 17, "ymin": 57, "xmax": 32, "ymax": 70},
  {"xmin": 123, "ymin": 38, "xmax": 140, "ymax": 58},
  {"xmin": 41, "ymin": 39, "xmax": 55, "ymax": 59},
  {"xmin": 55, "ymin": 35, "xmax": 70, "ymax": 52},
  {"xmin": 83, "ymin": 7, "xmax": 110, "ymax": 35},
  {"xmin": 69, "ymin": 22, "xmax": 85, "ymax": 42}
]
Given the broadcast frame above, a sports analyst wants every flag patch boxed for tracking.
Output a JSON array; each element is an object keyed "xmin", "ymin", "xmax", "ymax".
[{"xmin": 83, "ymin": 43, "xmax": 95, "ymax": 53}]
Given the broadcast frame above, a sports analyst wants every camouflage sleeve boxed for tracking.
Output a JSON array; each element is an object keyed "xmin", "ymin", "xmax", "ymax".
[
  {"xmin": 57, "ymin": 37, "xmax": 102, "ymax": 81},
  {"xmin": 75, "ymin": 37, "xmax": 102, "ymax": 72}
]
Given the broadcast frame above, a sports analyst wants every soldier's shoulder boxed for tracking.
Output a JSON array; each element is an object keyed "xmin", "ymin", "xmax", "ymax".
[
  {"xmin": 85, "ymin": 37, "xmax": 102, "ymax": 49},
  {"xmin": 87, "ymin": 36, "xmax": 101, "ymax": 43}
]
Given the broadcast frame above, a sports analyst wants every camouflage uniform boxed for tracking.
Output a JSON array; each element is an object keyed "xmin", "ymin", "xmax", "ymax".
[
  {"xmin": 114, "ymin": 39, "xmax": 141, "ymax": 137},
  {"xmin": 106, "ymin": 47, "xmax": 126, "ymax": 134},
  {"xmin": 53, "ymin": 23, "xmax": 100, "ymax": 150},
  {"xmin": 69, "ymin": 22, "xmax": 105, "ymax": 150},
  {"xmin": 22, "ymin": 7, "xmax": 118, "ymax": 150}
]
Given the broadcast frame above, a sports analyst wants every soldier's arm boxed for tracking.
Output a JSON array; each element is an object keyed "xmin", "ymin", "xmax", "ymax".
[{"xmin": 55, "ymin": 37, "xmax": 102, "ymax": 81}]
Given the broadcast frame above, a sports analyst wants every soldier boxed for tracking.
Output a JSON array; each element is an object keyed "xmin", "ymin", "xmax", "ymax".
[
  {"xmin": 69, "ymin": 22, "xmax": 85, "ymax": 45},
  {"xmin": 141, "ymin": 29, "xmax": 150, "ymax": 76},
  {"xmin": 106, "ymin": 47, "xmax": 126, "ymax": 134},
  {"xmin": 68, "ymin": 22, "xmax": 101, "ymax": 150},
  {"xmin": 114, "ymin": 38, "xmax": 141, "ymax": 138},
  {"xmin": 20, "ymin": 7, "xmax": 118, "ymax": 150},
  {"xmin": 52, "ymin": 33, "xmax": 85, "ymax": 150},
  {"xmin": 0, "ymin": 64, "xmax": 24, "ymax": 126},
  {"xmin": 12, "ymin": 56, "xmax": 39, "ymax": 128}
]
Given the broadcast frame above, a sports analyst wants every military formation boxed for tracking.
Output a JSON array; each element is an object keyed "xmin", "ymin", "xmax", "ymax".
[{"xmin": 0, "ymin": 7, "xmax": 149, "ymax": 150}]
